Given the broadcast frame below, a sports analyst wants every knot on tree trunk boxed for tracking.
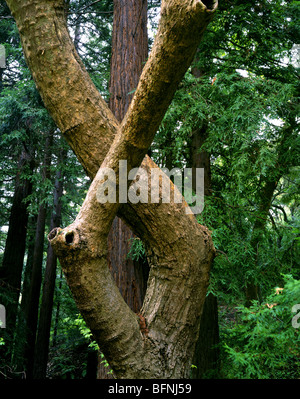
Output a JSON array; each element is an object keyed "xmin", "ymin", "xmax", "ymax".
[
  {"xmin": 48, "ymin": 226, "xmax": 81, "ymax": 257},
  {"xmin": 201, "ymin": 0, "xmax": 218, "ymax": 12}
]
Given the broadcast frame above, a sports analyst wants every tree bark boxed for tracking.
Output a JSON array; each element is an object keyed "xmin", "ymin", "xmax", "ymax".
[
  {"xmin": 99, "ymin": 0, "xmax": 149, "ymax": 378},
  {"xmin": 6, "ymin": 0, "xmax": 218, "ymax": 378},
  {"xmin": 52, "ymin": 268, "xmax": 63, "ymax": 348},
  {"xmin": 108, "ymin": 0, "xmax": 148, "ymax": 123},
  {"xmin": 191, "ymin": 293, "xmax": 219, "ymax": 378},
  {"xmin": 33, "ymin": 146, "xmax": 66, "ymax": 379},
  {"xmin": 107, "ymin": 0, "xmax": 149, "ymax": 312},
  {"xmin": 22, "ymin": 131, "xmax": 53, "ymax": 378}
]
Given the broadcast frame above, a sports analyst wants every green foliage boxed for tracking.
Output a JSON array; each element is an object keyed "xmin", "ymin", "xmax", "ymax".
[
  {"xmin": 74, "ymin": 314, "xmax": 113, "ymax": 374},
  {"xmin": 221, "ymin": 275, "xmax": 300, "ymax": 379},
  {"xmin": 67, "ymin": 0, "xmax": 113, "ymax": 98},
  {"xmin": 46, "ymin": 269, "xmax": 91, "ymax": 379},
  {"xmin": 127, "ymin": 237, "xmax": 146, "ymax": 261},
  {"xmin": 74, "ymin": 314, "xmax": 99, "ymax": 351}
]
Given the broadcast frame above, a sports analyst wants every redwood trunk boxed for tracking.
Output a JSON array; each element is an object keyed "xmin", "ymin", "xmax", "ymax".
[
  {"xmin": 107, "ymin": 0, "xmax": 148, "ymax": 311},
  {"xmin": 99, "ymin": 0, "xmax": 148, "ymax": 378}
]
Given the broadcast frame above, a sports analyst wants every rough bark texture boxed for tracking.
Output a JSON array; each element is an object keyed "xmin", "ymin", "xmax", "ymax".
[
  {"xmin": 107, "ymin": 0, "xmax": 149, "ymax": 312},
  {"xmin": 100, "ymin": 0, "xmax": 149, "ymax": 378},
  {"xmin": 109, "ymin": 0, "xmax": 148, "ymax": 123},
  {"xmin": 6, "ymin": 0, "xmax": 218, "ymax": 378}
]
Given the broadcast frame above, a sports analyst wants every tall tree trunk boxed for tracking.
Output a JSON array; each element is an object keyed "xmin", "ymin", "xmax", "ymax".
[
  {"xmin": 0, "ymin": 68, "xmax": 3, "ymax": 93},
  {"xmin": 33, "ymin": 146, "xmax": 66, "ymax": 379},
  {"xmin": 0, "ymin": 147, "xmax": 34, "ymax": 359},
  {"xmin": 108, "ymin": 0, "xmax": 148, "ymax": 314},
  {"xmin": 244, "ymin": 123, "xmax": 293, "ymax": 306},
  {"xmin": 13, "ymin": 214, "xmax": 37, "ymax": 368},
  {"xmin": 245, "ymin": 178, "xmax": 278, "ymax": 306},
  {"xmin": 52, "ymin": 269, "xmax": 63, "ymax": 348},
  {"xmin": 22, "ymin": 131, "xmax": 53, "ymax": 378},
  {"xmin": 98, "ymin": 0, "xmax": 149, "ymax": 379},
  {"xmin": 192, "ymin": 292, "xmax": 219, "ymax": 378},
  {"xmin": 108, "ymin": 0, "xmax": 148, "ymax": 123},
  {"xmin": 189, "ymin": 123, "xmax": 220, "ymax": 378}
]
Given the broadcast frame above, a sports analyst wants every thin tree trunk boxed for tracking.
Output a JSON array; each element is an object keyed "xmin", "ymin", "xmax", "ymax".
[
  {"xmin": 244, "ymin": 123, "xmax": 293, "ymax": 306},
  {"xmin": 22, "ymin": 131, "xmax": 53, "ymax": 378},
  {"xmin": 33, "ymin": 146, "xmax": 66, "ymax": 379},
  {"xmin": 189, "ymin": 123, "xmax": 220, "ymax": 378},
  {"xmin": 20, "ymin": 215, "xmax": 38, "ymax": 314},
  {"xmin": 192, "ymin": 293, "xmax": 219, "ymax": 378},
  {"xmin": 245, "ymin": 178, "xmax": 278, "ymax": 306},
  {"xmin": 0, "ymin": 68, "xmax": 3, "ymax": 93},
  {"xmin": 0, "ymin": 147, "xmax": 33, "ymax": 359},
  {"xmin": 14, "ymin": 214, "xmax": 37, "ymax": 368},
  {"xmin": 52, "ymin": 268, "xmax": 63, "ymax": 348}
]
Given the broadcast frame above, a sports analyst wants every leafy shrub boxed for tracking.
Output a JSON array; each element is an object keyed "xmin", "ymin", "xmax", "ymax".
[
  {"xmin": 221, "ymin": 275, "xmax": 300, "ymax": 379},
  {"xmin": 127, "ymin": 237, "xmax": 146, "ymax": 261}
]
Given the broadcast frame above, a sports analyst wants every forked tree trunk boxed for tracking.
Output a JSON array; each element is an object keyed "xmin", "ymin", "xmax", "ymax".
[{"xmin": 6, "ymin": 0, "xmax": 218, "ymax": 378}]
